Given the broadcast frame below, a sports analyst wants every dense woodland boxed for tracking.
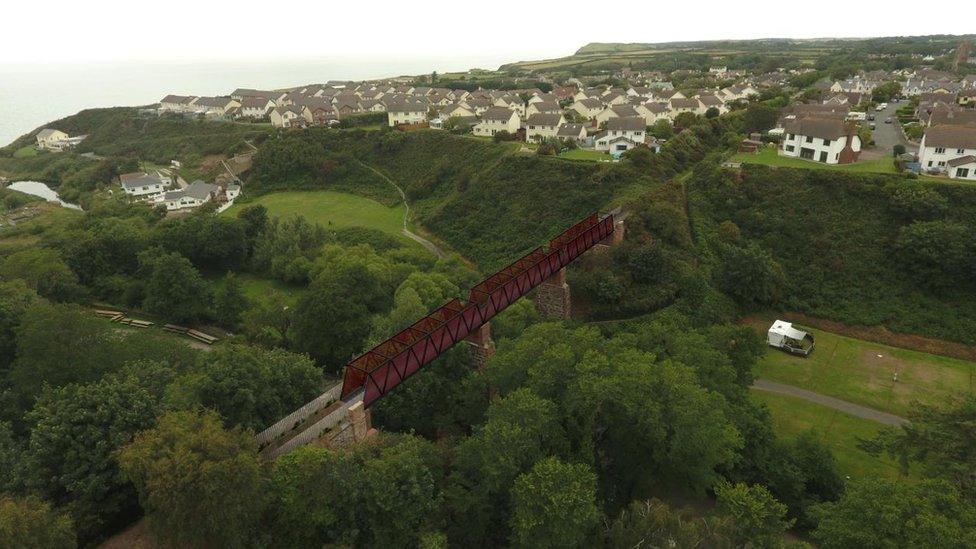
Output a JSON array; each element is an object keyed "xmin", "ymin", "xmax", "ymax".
[{"xmin": 1, "ymin": 90, "xmax": 976, "ymax": 547}]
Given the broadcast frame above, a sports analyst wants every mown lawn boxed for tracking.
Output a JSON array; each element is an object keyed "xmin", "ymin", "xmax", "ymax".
[
  {"xmin": 558, "ymin": 149, "xmax": 612, "ymax": 162},
  {"xmin": 211, "ymin": 273, "xmax": 303, "ymax": 304},
  {"xmin": 225, "ymin": 191, "xmax": 407, "ymax": 237},
  {"xmin": 13, "ymin": 145, "xmax": 38, "ymax": 158},
  {"xmin": 752, "ymin": 391, "xmax": 911, "ymax": 481},
  {"xmin": 732, "ymin": 147, "xmax": 897, "ymax": 174},
  {"xmin": 747, "ymin": 319, "xmax": 976, "ymax": 416}
]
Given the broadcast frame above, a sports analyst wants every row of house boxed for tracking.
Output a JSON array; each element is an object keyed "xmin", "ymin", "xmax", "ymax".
[{"xmin": 119, "ymin": 171, "xmax": 241, "ymax": 211}]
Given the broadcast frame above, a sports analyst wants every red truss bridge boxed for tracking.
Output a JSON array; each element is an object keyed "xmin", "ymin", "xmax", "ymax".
[
  {"xmin": 342, "ymin": 211, "xmax": 615, "ymax": 407},
  {"xmin": 256, "ymin": 211, "xmax": 616, "ymax": 457}
]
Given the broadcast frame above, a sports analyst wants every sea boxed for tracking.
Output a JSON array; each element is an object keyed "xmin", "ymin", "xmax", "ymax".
[{"xmin": 0, "ymin": 55, "xmax": 516, "ymax": 147}]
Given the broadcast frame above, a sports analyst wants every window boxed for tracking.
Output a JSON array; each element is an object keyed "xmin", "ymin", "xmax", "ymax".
[
  {"xmin": 935, "ymin": 147, "xmax": 946, "ymax": 154},
  {"xmin": 958, "ymin": 149, "xmax": 966, "ymax": 154},
  {"xmin": 823, "ymin": 139, "xmax": 831, "ymax": 146},
  {"xmin": 805, "ymin": 136, "xmax": 813, "ymax": 143},
  {"xmin": 958, "ymin": 168, "xmax": 970, "ymax": 178},
  {"xmin": 785, "ymin": 145, "xmax": 795, "ymax": 152},
  {"xmin": 938, "ymin": 161, "xmax": 946, "ymax": 167}
]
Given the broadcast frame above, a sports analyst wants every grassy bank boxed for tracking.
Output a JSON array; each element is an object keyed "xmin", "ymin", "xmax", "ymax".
[{"xmin": 731, "ymin": 147, "xmax": 897, "ymax": 174}]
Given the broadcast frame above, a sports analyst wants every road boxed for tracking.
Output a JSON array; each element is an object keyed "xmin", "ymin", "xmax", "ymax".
[
  {"xmin": 752, "ymin": 379, "xmax": 908, "ymax": 426},
  {"xmin": 860, "ymin": 101, "xmax": 916, "ymax": 159}
]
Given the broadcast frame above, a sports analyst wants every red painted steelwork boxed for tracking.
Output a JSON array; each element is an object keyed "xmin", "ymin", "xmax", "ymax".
[{"xmin": 341, "ymin": 212, "xmax": 615, "ymax": 407}]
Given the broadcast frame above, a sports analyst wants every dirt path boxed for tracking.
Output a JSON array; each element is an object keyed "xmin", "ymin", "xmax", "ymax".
[
  {"xmin": 752, "ymin": 378, "xmax": 908, "ymax": 426},
  {"xmin": 353, "ymin": 160, "xmax": 445, "ymax": 258}
]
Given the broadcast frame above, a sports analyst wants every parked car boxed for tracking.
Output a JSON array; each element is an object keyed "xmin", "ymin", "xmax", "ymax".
[
  {"xmin": 884, "ymin": 118, "xmax": 892, "ymax": 124},
  {"xmin": 868, "ymin": 114, "xmax": 876, "ymax": 121},
  {"xmin": 869, "ymin": 123, "xmax": 876, "ymax": 129}
]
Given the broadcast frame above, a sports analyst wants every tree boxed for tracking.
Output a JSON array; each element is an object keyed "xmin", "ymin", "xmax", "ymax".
[
  {"xmin": 241, "ymin": 290, "xmax": 294, "ymax": 348},
  {"xmin": 715, "ymin": 480, "xmax": 794, "ymax": 548},
  {"xmin": 139, "ymin": 249, "xmax": 211, "ymax": 322},
  {"xmin": 0, "ymin": 280, "xmax": 39, "ymax": 376},
  {"xmin": 0, "ymin": 495, "xmax": 75, "ymax": 549},
  {"xmin": 0, "ymin": 422, "xmax": 25, "ymax": 493},
  {"xmin": 605, "ymin": 499, "xmax": 734, "ymax": 548},
  {"xmin": 892, "ymin": 221, "xmax": 973, "ymax": 291},
  {"xmin": 705, "ymin": 106, "xmax": 720, "ymax": 118},
  {"xmin": 212, "ymin": 272, "xmax": 248, "ymax": 328},
  {"xmin": 812, "ymin": 479, "xmax": 976, "ymax": 548},
  {"xmin": 178, "ymin": 344, "xmax": 321, "ymax": 431},
  {"xmin": 291, "ymin": 271, "xmax": 374, "ymax": 370},
  {"xmin": 743, "ymin": 103, "xmax": 780, "ymax": 133},
  {"xmin": 863, "ymin": 395, "xmax": 976, "ymax": 500},
  {"xmin": 118, "ymin": 410, "xmax": 266, "ymax": 549},
  {"xmin": 25, "ymin": 368, "xmax": 167, "ymax": 540},
  {"xmin": 510, "ymin": 457, "xmax": 600, "ymax": 548},
  {"xmin": 871, "ymin": 81, "xmax": 902, "ymax": 103},
  {"xmin": 715, "ymin": 242, "xmax": 785, "ymax": 307},
  {"xmin": 0, "ymin": 248, "xmax": 84, "ymax": 302}
]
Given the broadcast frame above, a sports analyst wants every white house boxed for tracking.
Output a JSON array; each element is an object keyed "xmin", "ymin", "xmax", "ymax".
[
  {"xmin": 270, "ymin": 105, "xmax": 313, "ymax": 128},
  {"xmin": 669, "ymin": 98, "xmax": 701, "ymax": 119},
  {"xmin": 240, "ymin": 97, "xmax": 276, "ymax": 119},
  {"xmin": 473, "ymin": 107, "xmax": 520, "ymax": 137},
  {"xmin": 781, "ymin": 117, "xmax": 861, "ymax": 164},
  {"xmin": 595, "ymin": 117, "xmax": 647, "ymax": 156},
  {"xmin": 525, "ymin": 113, "xmax": 565, "ymax": 141},
  {"xmin": 918, "ymin": 126, "xmax": 976, "ymax": 175},
  {"xmin": 120, "ymin": 172, "xmax": 167, "ymax": 199},
  {"xmin": 525, "ymin": 101, "xmax": 562, "ymax": 119},
  {"xmin": 387, "ymin": 102, "xmax": 428, "ymax": 126},
  {"xmin": 946, "ymin": 156, "xmax": 976, "ymax": 180},
  {"xmin": 190, "ymin": 96, "xmax": 240, "ymax": 116},
  {"xmin": 159, "ymin": 180, "xmax": 219, "ymax": 211},
  {"xmin": 569, "ymin": 98, "xmax": 604, "ymax": 120},
  {"xmin": 35, "ymin": 129, "xmax": 69, "ymax": 150},
  {"xmin": 636, "ymin": 102, "xmax": 670, "ymax": 125},
  {"xmin": 159, "ymin": 95, "xmax": 197, "ymax": 113}
]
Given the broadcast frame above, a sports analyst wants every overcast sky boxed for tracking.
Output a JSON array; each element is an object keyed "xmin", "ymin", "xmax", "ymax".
[{"xmin": 2, "ymin": 1, "xmax": 972, "ymax": 65}]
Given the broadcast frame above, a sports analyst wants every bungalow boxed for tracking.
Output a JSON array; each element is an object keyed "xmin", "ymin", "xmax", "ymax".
[
  {"xmin": 525, "ymin": 113, "xmax": 566, "ymax": 141},
  {"xmin": 918, "ymin": 126, "xmax": 976, "ymax": 174},
  {"xmin": 120, "ymin": 172, "xmax": 167, "ymax": 199},
  {"xmin": 159, "ymin": 180, "xmax": 219, "ymax": 211},
  {"xmin": 473, "ymin": 107, "xmax": 520, "ymax": 137},
  {"xmin": 781, "ymin": 117, "xmax": 861, "ymax": 164},
  {"xmin": 270, "ymin": 105, "xmax": 313, "ymax": 128},
  {"xmin": 556, "ymin": 123, "xmax": 587, "ymax": 143},
  {"xmin": 387, "ymin": 102, "xmax": 428, "ymax": 126},
  {"xmin": 35, "ymin": 128, "xmax": 68, "ymax": 150},
  {"xmin": 240, "ymin": 97, "xmax": 276, "ymax": 119}
]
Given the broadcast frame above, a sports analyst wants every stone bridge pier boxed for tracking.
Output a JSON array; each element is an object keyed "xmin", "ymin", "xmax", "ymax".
[
  {"xmin": 534, "ymin": 216, "xmax": 625, "ymax": 320},
  {"xmin": 466, "ymin": 322, "xmax": 495, "ymax": 371}
]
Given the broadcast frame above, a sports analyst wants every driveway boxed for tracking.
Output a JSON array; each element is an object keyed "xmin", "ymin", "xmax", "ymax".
[
  {"xmin": 752, "ymin": 379, "xmax": 908, "ymax": 426},
  {"xmin": 860, "ymin": 101, "xmax": 917, "ymax": 159}
]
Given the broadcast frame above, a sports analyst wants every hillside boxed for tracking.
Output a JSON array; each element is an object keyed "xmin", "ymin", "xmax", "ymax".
[{"xmin": 689, "ymin": 163, "xmax": 976, "ymax": 344}]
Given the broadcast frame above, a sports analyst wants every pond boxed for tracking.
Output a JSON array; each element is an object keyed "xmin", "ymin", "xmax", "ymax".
[{"xmin": 6, "ymin": 181, "xmax": 82, "ymax": 210}]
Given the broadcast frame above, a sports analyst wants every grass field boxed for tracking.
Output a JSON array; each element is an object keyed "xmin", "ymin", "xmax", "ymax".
[
  {"xmin": 748, "ymin": 319, "xmax": 976, "ymax": 416},
  {"xmin": 731, "ymin": 148, "xmax": 897, "ymax": 174},
  {"xmin": 225, "ymin": 191, "xmax": 407, "ymax": 238},
  {"xmin": 559, "ymin": 149, "xmax": 612, "ymax": 162},
  {"xmin": 13, "ymin": 145, "xmax": 38, "ymax": 158},
  {"xmin": 211, "ymin": 273, "xmax": 303, "ymax": 305},
  {"xmin": 752, "ymin": 391, "xmax": 909, "ymax": 481}
]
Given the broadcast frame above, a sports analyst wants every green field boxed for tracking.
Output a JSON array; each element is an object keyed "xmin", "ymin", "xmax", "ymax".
[
  {"xmin": 226, "ymin": 191, "xmax": 407, "ymax": 238},
  {"xmin": 731, "ymin": 148, "xmax": 897, "ymax": 174},
  {"xmin": 558, "ymin": 149, "xmax": 612, "ymax": 162},
  {"xmin": 13, "ymin": 145, "xmax": 38, "ymax": 158},
  {"xmin": 211, "ymin": 273, "xmax": 303, "ymax": 305},
  {"xmin": 752, "ymin": 391, "xmax": 909, "ymax": 481},
  {"xmin": 750, "ymin": 320, "xmax": 976, "ymax": 416}
]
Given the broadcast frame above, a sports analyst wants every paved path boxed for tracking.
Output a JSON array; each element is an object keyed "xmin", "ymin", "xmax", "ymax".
[
  {"xmin": 861, "ymin": 101, "xmax": 917, "ymax": 159},
  {"xmin": 353, "ymin": 160, "xmax": 445, "ymax": 258},
  {"xmin": 752, "ymin": 379, "xmax": 908, "ymax": 426}
]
